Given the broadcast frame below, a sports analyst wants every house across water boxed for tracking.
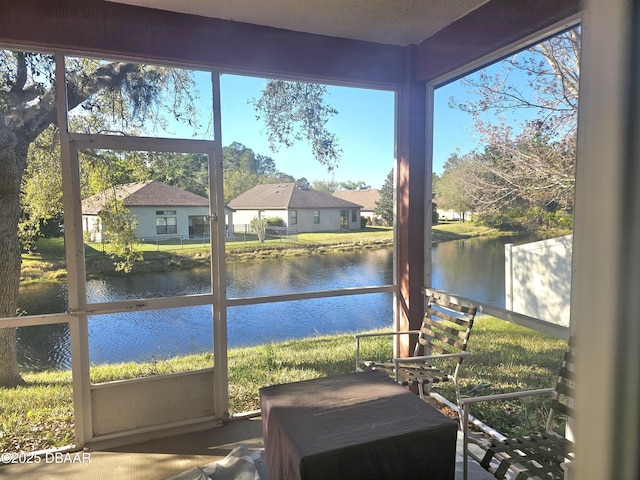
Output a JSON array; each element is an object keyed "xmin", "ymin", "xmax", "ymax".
[
  {"xmin": 228, "ymin": 183, "xmax": 362, "ymax": 233},
  {"xmin": 81, "ymin": 180, "xmax": 233, "ymax": 242}
]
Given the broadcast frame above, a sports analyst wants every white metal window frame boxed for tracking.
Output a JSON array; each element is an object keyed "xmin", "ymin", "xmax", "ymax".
[
  {"xmin": 59, "ymin": 62, "xmax": 226, "ymax": 446},
  {"xmin": 0, "ymin": 48, "xmax": 398, "ymax": 449},
  {"xmin": 423, "ymin": 14, "xmax": 582, "ymax": 336}
]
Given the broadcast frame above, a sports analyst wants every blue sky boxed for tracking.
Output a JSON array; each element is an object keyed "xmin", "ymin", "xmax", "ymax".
[
  {"xmin": 215, "ymin": 74, "xmax": 482, "ymax": 190},
  {"xmin": 163, "ymin": 69, "xmax": 508, "ymax": 190}
]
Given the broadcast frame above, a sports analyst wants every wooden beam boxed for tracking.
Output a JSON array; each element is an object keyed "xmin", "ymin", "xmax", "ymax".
[
  {"xmin": 417, "ymin": 0, "xmax": 582, "ymax": 83},
  {"xmin": 0, "ymin": 0, "xmax": 406, "ymax": 87},
  {"xmin": 395, "ymin": 45, "xmax": 427, "ymax": 357}
]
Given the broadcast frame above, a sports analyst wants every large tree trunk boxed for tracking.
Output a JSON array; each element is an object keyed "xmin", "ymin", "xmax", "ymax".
[{"xmin": 0, "ymin": 130, "xmax": 29, "ymax": 387}]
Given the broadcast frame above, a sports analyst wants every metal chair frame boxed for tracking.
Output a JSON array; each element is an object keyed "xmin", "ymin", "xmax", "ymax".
[
  {"xmin": 460, "ymin": 338, "xmax": 576, "ymax": 480},
  {"xmin": 355, "ymin": 289, "xmax": 477, "ymax": 417}
]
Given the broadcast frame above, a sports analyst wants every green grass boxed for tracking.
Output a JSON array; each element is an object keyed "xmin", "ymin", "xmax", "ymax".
[
  {"xmin": 20, "ymin": 238, "xmax": 68, "ymax": 285},
  {"xmin": 0, "ymin": 318, "xmax": 566, "ymax": 452},
  {"xmin": 297, "ymin": 226, "xmax": 393, "ymax": 244},
  {"xmin": 450, "ymin": 317, "xmax": 566, "ymax": 435},
  {"xmin": 0, "ymin": 370, "xmax": 75, "ymax": 451},
  {"xmin": 432, "ymin": 222, "xmax": 508, "ymax": 242}
]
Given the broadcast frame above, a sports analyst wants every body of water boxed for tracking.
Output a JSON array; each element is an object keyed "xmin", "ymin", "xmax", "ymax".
[{"xmin": 17, "ymin": 236, "xmax": 530, "ymax": 370}]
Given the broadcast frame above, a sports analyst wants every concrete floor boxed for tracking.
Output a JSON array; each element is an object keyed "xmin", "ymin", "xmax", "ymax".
[{"xmin": 0, "ymin": 417, "xmax": 494, "ymax": 479}]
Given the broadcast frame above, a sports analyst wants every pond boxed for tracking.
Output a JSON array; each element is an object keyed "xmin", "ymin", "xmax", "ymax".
[{"xmin": 17, "ymin": 235, "xmax": 534, "ymax": 370}]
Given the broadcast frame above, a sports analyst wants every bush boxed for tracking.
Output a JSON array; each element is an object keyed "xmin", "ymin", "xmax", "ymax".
[
  {"xmin": 266, "ymin": 217, "xmax": 286, "ymax": 227},
  {"xmin": 479, "ymin": 207, "xmax": 573, "ymax": 232},
  {"xmin": 360, "ymin": 216, "xmax": 368, "ymax": 229}
]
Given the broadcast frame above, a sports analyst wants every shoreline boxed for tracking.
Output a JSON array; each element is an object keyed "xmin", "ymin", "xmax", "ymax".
[{"xmin": 20, "ymin": 224, "xmax": 561, "ymax": 285}]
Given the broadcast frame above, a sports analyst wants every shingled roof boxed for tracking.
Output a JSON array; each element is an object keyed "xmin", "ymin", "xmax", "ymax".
[
  {"xmin": 332, "ymin": 189, "xmax": 381, "ymax": 211},
  {"xmin": 81, "ymin": 180, "xmax": 208, "ymax": 214},
  {"xmin": 228, "ymin": 183, "xmax": 362, "ymax": 209}
]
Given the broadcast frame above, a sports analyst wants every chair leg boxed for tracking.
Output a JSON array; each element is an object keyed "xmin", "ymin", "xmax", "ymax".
[
  {"xmin": 462, "ymin": 402, "xmax": 470, "ymax": 480},
  {"xmin": 418, "ymin": 384, "xmax": 425, "ymax": 400}
]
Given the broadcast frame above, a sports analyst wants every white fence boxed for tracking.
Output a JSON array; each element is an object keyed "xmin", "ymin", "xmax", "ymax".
[{"xmin": 505, "ymin": 235, "xmax": 573, "ymax": 327}]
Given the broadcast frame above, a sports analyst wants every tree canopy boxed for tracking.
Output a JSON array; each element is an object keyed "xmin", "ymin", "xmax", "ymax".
[
  {"xmin": 222, "ymin": 141, "xmax": 295, "ymax": 202},
  {"xmin": 438, "ymin": 27, "xmax": 580, "ymax": 231},
  {"xmin": 434, "ymin": 153, "xmax": 475, "ymax": 222},
  {"xmin": 375, "ymin": 169, "xmax": 394, "ymax": 226},
  {"xmin": 1, "ymin": 51, "xmax": 203, "ymax": 386},
  {"xmin": 251, "ymin": 80, "xmax": 342, "ymax": 169}
]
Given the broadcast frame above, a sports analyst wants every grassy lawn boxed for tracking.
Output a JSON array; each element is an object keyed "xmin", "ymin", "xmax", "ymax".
[
  {"xmin": 20, "ymin": 238, "xmax": 68, "ymax": 285},
  {"xmin": 297, "ymin": 226, "xmax": 394, "ymax": 244},
  {"xmin": 0, "ymin": 317, "xmax": 566, "ymax": 452}
]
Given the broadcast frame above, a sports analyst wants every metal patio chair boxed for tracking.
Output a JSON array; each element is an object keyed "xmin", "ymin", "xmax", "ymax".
[
  {"xmin": 460, "ymin": 337, "xmax": 576, "ymax": 480},
  {"xmin": 355, "ymin": 289, "xmax": 477, "ymax": 412}
]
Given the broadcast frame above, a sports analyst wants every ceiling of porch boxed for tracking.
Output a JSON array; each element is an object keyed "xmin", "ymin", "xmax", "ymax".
[{"xmin": 105, "ymin": 0, "xmax": 490, "ymax": 46}]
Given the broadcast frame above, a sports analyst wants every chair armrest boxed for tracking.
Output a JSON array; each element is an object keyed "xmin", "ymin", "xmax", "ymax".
[
  {"xmin": 392, "ymin": 351, "xmax": 472, "ymax": 364},
  {"xmin": 355, "ymin": 331, "xmax": 420, "ymax": 371},
  {"xmin": 354, "ymin": 330, "xmax": 420, "ymax": 339},
  {"xmin": 459, "ymin": 387, "xmax": 554, "ymax": 406},
  {"xmin": 459, "ymin": 387, "xmax": 555, "ymax": 480}
]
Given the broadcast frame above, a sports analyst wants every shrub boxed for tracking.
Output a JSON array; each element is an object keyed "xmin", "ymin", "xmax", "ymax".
[{"xmin": 266, "ymin": 217, "xmax": 286, "ymax": 227}]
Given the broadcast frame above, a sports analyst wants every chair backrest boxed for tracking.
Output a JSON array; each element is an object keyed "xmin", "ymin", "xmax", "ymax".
[
  {"xmin": 546, "ymin": 337, "xmax": 576, "ymax": 433},
  {"xmin": 415, "ymin": 293, "xmax": 477, "ymax": 362}
]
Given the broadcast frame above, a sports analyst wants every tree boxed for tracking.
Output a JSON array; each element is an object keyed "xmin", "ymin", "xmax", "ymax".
[
  {"xmin": 447, "ymin": 28, "xmax": 580, "ymax": 228},
  {"xmin": 250, "ymin": 217, "xmax": 268, "ymax": 243},
  {"xmin": 148, "ymin": 152, "xmax": 209, "ymax": 197},
  {"xmin": 295, "ymin": 177, "xmax": 310, "ymax": 188},
  {"xmin": 222, "ymin": 142, "xmax": 293, "ymax": 201},
  {"xmin": 338, "ymin": 180, "xmax": 371, "ymax": 190},
  {"xmin": 458, "ymin": 124, "xmax": 576, "ymax": 229},
  {"xmin": 20, "ymin": 126, "xmax": 64, "ymax": 251},
  {"xmin": 375, "ymin": 169, "xmax": 394, "ymax": 226},
  {"xmin": 0, "ymin": 50, "xmax": 198, "ymax": 387},
  {"xmin": 435, "ymin": 153, "xmax": 476, "ymax": 222},
  {"xmin": 223, "ymin": 141, "xmax": 277, "ymax": 176},
  {"xmin": 312, "ymin": 179, "xmax": 339, "ymax": 194},
  {"xmin": 452, "ymin": 28, "xmax": 579, "ymax": 132},
  {"xmin": 98, "ymin": 197, "xmax": 143, "ymax": 272},
  {"xmin": 251, "ymin": 80, "xmax": 342, "ymax": 169}
]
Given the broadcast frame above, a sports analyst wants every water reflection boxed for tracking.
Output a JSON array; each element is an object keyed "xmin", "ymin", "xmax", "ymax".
[
  {"xmin": 16, "ymin": 237, "xmax": 528, "ymax": 371},
  {"xmin": 229, "ymin": 294, "xmax": 391, "ymax": 346},
  {"xmin": 88, "ymin": 307, "xmax": 214, "ymax": 365},
  {"xmin": 18, "ymin": 323, "xmax": 71, "ymax": 371},
  {"xmin": 227, "ymin": 249, "xmax": 393, "ymax": 297},
  {"xmin": 17, "ymin": 249, "xmax": 394, "ymax": 370}
]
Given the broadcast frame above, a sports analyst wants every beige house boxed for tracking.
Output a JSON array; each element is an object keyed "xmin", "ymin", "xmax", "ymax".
[
  {"xmin": 81, "ymin": 180, "xmax": 218, "ymax": 242},
  {"xmin": 332, "ymin": 189, "xmax": 381, "ymax": 223},
  {"xmin": 228, "ymin": 183, "xmax": 362, "ymax": 233}
]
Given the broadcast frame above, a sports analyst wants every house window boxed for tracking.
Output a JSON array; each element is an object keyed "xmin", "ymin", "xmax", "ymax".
[
  {"xmin": 314, "ymin": 210, "xmax": 320, "ymax": 224},
  {"xmin": 351, "ymin": 209, "xmax": 358, "ymax": 222},
  {"xmin": 156, "ymin": 216, "xmax": 177, "ymax": 235},
  {"xmin": 290, "ymin": 210, "xmax": 297, "ymax": 225}
]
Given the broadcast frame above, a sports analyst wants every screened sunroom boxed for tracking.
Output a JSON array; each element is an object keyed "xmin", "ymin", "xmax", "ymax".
[{"xmin": 0, "ymin": 0, "xmax": 637, "ymax": 479}]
